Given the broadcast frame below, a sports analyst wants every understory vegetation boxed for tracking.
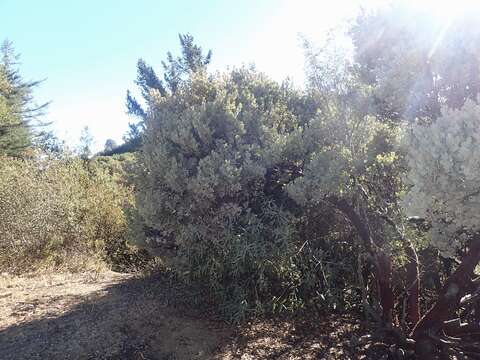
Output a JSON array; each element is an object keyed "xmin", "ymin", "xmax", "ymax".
[
  {"xmin": 0, "ymin": 153, "xmax": 150, "ymax": 273},
  {"xmin": 2, "ymin": 2, "xmax": 480, "ymax": 358}
]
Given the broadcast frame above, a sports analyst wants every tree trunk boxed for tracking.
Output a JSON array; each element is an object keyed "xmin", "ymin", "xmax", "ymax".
[
  {"xmin": 375, "ymin": 251, "xmax": 394, "ymax": 324},
  {"xmin": 405, "ymin": 244, "xmax": 420, "ymax": 327},
  {"xmin": 327, "ymin": 196, "xmax": 394, "ymax": 323},
  {"xmin": 411, "ymin": 236, "xmax": 480, "ymax": 339},
  {"xmin": 381, "ymin": 214, "xmax": 420, "ymax": 328}
]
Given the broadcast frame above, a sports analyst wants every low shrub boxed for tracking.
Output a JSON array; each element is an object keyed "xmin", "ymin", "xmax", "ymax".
[{"xmin": 0, "ymin": 153, "xmax": 148, "ymax": 273}]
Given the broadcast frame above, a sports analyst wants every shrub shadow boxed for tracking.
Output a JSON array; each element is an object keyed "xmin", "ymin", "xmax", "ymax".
[{"xmin": 0, "ymin": 274, "xmax": 231, "ymax": 360}]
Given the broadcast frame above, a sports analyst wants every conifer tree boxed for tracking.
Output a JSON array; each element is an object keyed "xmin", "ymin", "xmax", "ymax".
[
  {"xmin": 119, "ymin": 34, "xmax": 212, "ymax": 154},
  {"xmin": 0, "ymin": 40, "xmax": 48, "ymax": 157},
  {"xmin": 78, "ymin": 126, "xmax": 93, "ymax": 160}
]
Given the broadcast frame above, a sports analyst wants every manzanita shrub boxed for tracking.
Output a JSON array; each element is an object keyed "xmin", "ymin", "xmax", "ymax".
[{"xmin": 401, "ymin": 100, "xmax": 480, "ymax": 357}]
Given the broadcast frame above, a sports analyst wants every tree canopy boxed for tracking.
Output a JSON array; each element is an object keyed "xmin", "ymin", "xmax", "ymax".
[{"xmin": 0, "ymin": 40, "xmax": 48, "ymax": 157}]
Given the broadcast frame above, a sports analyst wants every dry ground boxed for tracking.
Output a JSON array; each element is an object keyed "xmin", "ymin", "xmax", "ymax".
[{"xmin": 0, "ymin": 271, "xmax": 379, "ymax": 359}]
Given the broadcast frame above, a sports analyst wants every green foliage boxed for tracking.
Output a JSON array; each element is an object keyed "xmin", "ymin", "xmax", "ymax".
[
  {"xmin": 404, "ymin": 100, "xmax": 480, "ymax": 257},
  {"xmin": 0, "ymin": 43, "xmax": 31, "ymax": 156},
  {"xmin": 103, "ymin": 138, "xmax": 117, "ymax": 153},
  {"xmin": 290, "ymin": 37, "xmax": 404, "ymax": 221},
  {"xmin": 135, "ymin": 68, "xmax": 322, "ymax": 321},
  {"xmin": 78, "ymin": 126, "xmax": 93, "ymax": 159},
  {"xmin": 133, "ymin": 31, "xmax": 411, "ymax": 322},
  {"xmin": 0, "ymin": 40, "xmax": 48, "ymax": 157},
  {"xmin": 0, "ymin": 152, "xmax": 148, "ymax": 273},
  {"xmin": 122, "ymin": 34, "xmax": 212, "ymax": 154}
]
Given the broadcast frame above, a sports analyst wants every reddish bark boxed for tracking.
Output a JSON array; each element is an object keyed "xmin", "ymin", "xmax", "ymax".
[
  {"xmin": 405, "ymin": 244, "xmax": 420, "ymax": 327},
  {"xmin": 327, "ymin": 197, "xmax": 373, "ymax": 252},
  {"xmin": 411, "ymin": 236, "xmax": 480, "ymax": 339},
  {"xmin": 327, "ymin": 196, "xmax": 394, "ymax": 323},
  {"xmin": 380, "ymin": 214, "xmax": 420, "ymax": 327},
  {"xmin": 375, "ymin": 251, "xmax": 394, "ymax": 323}
]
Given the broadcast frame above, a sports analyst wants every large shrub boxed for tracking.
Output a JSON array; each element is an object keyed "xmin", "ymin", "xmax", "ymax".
[
  {"xmin": 135, "ymin": 69, "xmax": 324, "ymax": 321},
  {"xmin": 134, "ymin": 52, "xmax": 406, "ymax": 321},
  {"xmin": 390, "ymin": 99, "xmax": 480, "ymax": 356}
]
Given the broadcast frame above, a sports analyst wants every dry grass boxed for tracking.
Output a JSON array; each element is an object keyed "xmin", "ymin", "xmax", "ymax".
[
  {"xmin": 0, "ymin": 271, "xmax": 231, "ymax": 359},
  {"xmin": 0, "ymin": 271, "xmax": 126, "ymax": 330},
  {"xmin": 0, "ymin": 271, "xmax": 382, "ymax": 359},
  {"xmin": 1, "ymin": 250, "xmax": 110, "ymax": 276}
]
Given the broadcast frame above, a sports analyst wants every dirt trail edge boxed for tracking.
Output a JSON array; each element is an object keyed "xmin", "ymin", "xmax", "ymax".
[{"xmin": 0, "ymin": 272, "xmax": 372, "ymax": 360}]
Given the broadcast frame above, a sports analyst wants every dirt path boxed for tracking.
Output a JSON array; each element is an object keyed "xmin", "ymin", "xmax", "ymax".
[{"xmin": 0, "ymin": 272, "xmax": 375, "ymax": 359}]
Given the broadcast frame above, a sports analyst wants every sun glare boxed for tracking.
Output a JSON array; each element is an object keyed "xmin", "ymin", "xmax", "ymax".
[
  {"xmin": 407, "ymin": 0, "xmax": 480, "ymax": 20},
  {"xmin": 401, "ymin": 0, "xmax": 480, "ymax": 59}
]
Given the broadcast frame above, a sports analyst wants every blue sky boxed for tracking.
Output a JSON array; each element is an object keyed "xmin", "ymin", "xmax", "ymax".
[{"xmin": 1, "ymin": 0, "xmax": 375, "ymax": 151}]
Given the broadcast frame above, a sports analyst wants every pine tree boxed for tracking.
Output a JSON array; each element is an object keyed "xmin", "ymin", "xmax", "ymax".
[
  {"xmin": 119, "ymin": 34, "xmax": 212, "ymax": 155},
  {"xmin": 103, "ymin": 139, "xmax": 117, "ymax": 153},
  {"xmin": 0, "ymin": 40, "xmax": 48, "ymax": 157},
  {"xmin": 78, "ymin": 126, "xmax": 93, "ymax": 160},
  {"xmin": 126, "ymin": 33, "xmax": 212, "ymax": 120}
]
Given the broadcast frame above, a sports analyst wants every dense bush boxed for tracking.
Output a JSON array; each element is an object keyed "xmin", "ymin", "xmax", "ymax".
[
  {"xmin": 134, "ymin": 69, "xmax": 302, "ymax": 321},
  {"xmin": 404, "ymin": 100, "xmax": 480, "ymax": 257},
  {"xmin": 0, "ymin": 153, "xmax": 147, "ymax": 273},
  {"xmin": 133, "ymin": 64, "xmax": 395, "ymax": 321}
]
